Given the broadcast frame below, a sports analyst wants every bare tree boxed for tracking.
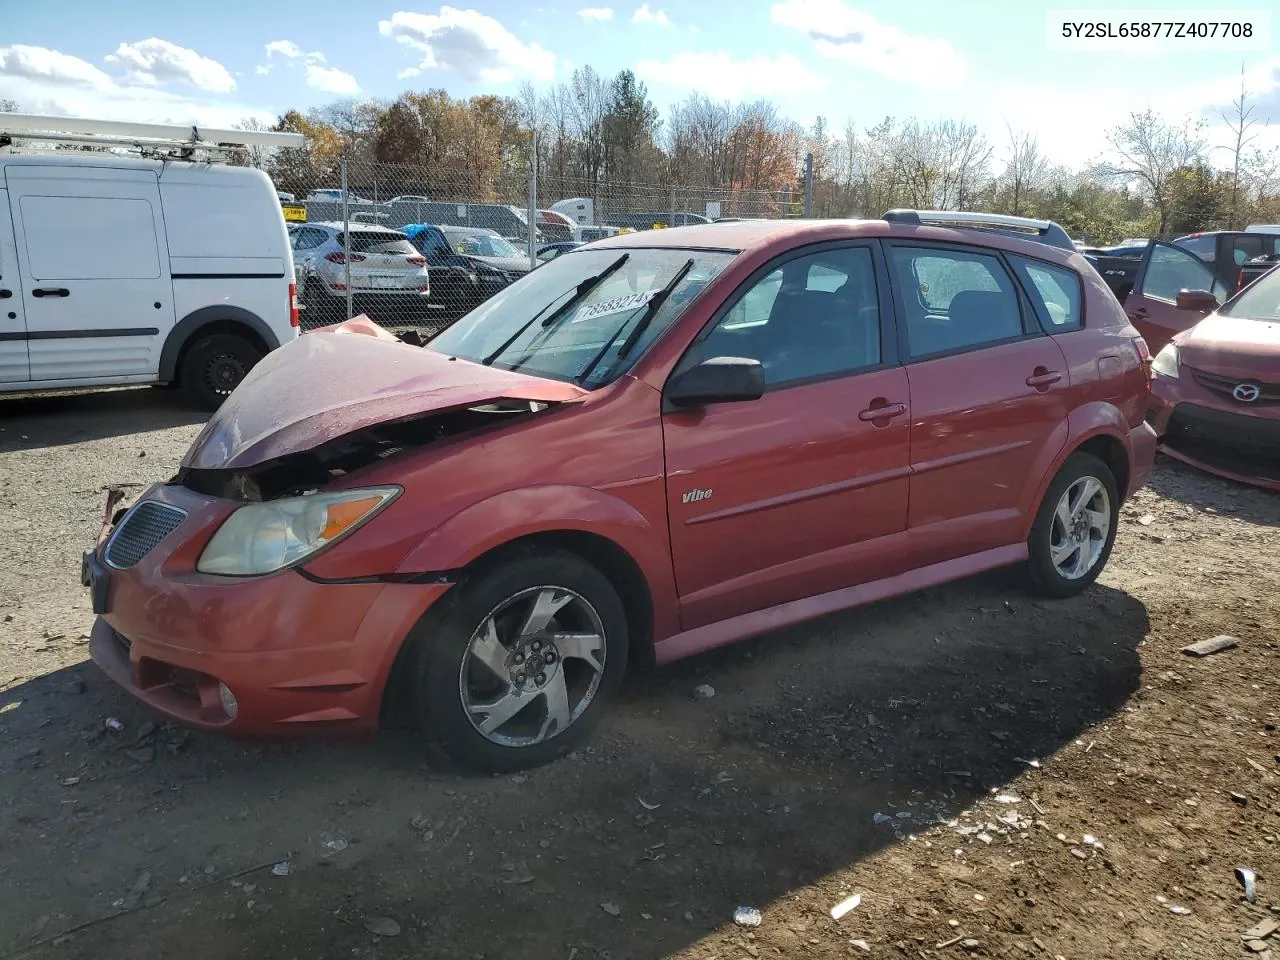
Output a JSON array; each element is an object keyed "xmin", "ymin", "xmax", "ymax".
[
  {"xmin": 1002, "ymin": 122, "xmax": 1049, "ymax": 215},
  {"xmin": 0, "ymin": 98, "xmax": 19, "ymax": 113},
  {"xmin": 1220, "ymin": 65, "xmax": 1267, "ymax": 228},
  {"xmin": 1099, "ymin": 109, "xmax": 1206, "ymax": 237},
  {"xmin": 232, "ymin": 117, "xmax": 272, "ymax": 170}
]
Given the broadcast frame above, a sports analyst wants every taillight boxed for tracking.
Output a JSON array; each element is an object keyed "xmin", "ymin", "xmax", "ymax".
[
  {"xmin": 1133, "ymin": 336, "xmax": 1152, "ymax": 387},
  {"xmin": 407, "ymin": 255, "xmax": 426, "ymax": 266},
  {"xmin": 325, "ymin": 252, "xmax": 366, "ymax": 264},
  {"xmin": 288, "ymin": 281, "xmax": 299, "ymax": 328}
]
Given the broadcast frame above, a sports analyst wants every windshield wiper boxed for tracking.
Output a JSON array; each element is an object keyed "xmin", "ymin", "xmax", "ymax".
[
  {"xmin": 575, "ymin": 258, "xmax": 696, "ymax": 386},
  {"xmin": 481, "ymin": 253, "xmax": 630, "ymax": 366}
]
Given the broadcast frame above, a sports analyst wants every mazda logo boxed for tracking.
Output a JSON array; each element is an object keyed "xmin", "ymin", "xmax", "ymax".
[{"xmin": 1233, "ymin": 382, "xmax": 1262, "ymax": 403}]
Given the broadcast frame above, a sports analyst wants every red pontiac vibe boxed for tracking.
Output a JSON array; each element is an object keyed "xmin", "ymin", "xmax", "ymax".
[
  {"xmin": 84, "ymin": 212, "xmax": 1158, "ymax": 771},
  {"xmin": 1144, "ymin": 259, "xmax": 1280, "ymax": 491}
]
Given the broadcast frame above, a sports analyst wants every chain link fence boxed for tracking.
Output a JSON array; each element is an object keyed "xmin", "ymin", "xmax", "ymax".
[{"xmin": 271, "ymin": 154, "xmax": 800, "ymax": 331}]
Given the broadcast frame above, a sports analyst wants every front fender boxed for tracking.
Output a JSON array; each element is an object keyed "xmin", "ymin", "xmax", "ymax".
[{"xmin": 395, "ymin": 483, "xmax": 679, "ymax": 635}]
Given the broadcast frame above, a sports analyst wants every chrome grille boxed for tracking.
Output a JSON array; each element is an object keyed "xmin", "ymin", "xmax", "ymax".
[
  {"xmin": 1188, "ymin": 367, "xmax": 1280, "ymax": 405},
  {"xmin": 104, "ymin": 501, "xmax": 187, "ymax": 569}
]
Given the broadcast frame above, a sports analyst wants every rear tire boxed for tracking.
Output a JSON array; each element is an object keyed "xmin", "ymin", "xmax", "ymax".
[
  {"xmin": 410, "ymin": 547, "xmax": 629, "ymax": 773},
  {"xmin": 1026, "ymin": 452, "xmax": 1119, "ymax": 599},
  {"xmin": 179, "ymin": 333, "xmax": 262, "ymax": 411}
]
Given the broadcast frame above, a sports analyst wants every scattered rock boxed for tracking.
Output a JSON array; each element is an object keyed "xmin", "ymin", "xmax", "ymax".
[
  {"xmin": 120, "ymin": 871, "xmax": 152, "ymax": 910},
  {"xmin": 270, "ymin": 862, "xmax": 291, "ymax": 877},
  {"xmin": 1168, "ymin": 904, "xmax": 1192, "ymax": 915},
  {"xmin": 364, "ymin": 916, "xmax": 401, "ymax": 937},
  {"xmin": 62, "ymin": 680, "xmax": 86, "ymax": 695},
  {"xmin": 1070, "ymin": 848, "xmax": 1088, "ymax": 860},
  {"xmin": 1245, "ymin": 940, "xmax": 1270, "ymax": 954},
  {"xmin": 60, "ymin": 776, "xmax": 81, "ymax": 786},
  {"xmin": 323, "ymin": 838, "xmax": 349, "ymax": 853},
  {"xmin": 960, "ymin": 940, "xmax": 981, "ymax": 952},
  {"xmin": 692, "ymin": 684, "xmax": 716, "ymax": 700},
  {"xmin": 1232, "ymin": 792, "xmax": 1250, "ymax": 806},
  {"xmin": 104, "ymin": 717, "xmax": 124, "ymax": 732},
  {"xmin": 1182, "ymin": 635, "xmax": 1238, "ymax": 657},
  {"xmin": 126, "ymin": 747, "xmax": 156, "ymax": 764},
  {"xmin": 500, "ymin": 861, "xmax": 535, "ymax": 885},
  {"xmin": 1243, "ymin": 918, "xmax": 1280, "ymax": 940},
  {"xmin": 733, "ymin": 906, "xmax": 762, "ymax": 927},
  {"xmin": 850, "ymin": 940, "xmax": 870, "ymax": 952},
  {"xmin": 600, "ymin": 902, "xmax": 621, "ymax": 917},
  {"xmin": 1138, "ymin": 514, "xmax": 1156, "ymax": 525},
  {"xmin": 135, "ymin": 721, "xmax": 157, "ymax": 742}
]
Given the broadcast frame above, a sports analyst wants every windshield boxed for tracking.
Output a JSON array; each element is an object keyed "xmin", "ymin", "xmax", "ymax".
[
  {"xmin": 1220, "ymin": 264, "xmax": 1280, "ymax": 321},
  {"xmin": 427, "ymin": 247, "xmax": 735, "ymax": 386},
  {"xmin": 445, "ymin": 230, "xmax": 521, "ymax": 259}
]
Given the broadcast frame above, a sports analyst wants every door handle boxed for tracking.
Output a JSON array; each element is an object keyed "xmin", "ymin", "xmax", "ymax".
[
  {"xmin": 32, "ymin": 288, "xmax": 70, "ymax": 298},
  {"xmin": 1128, "ymin": 306, "xmax": 1148, "ymax": 318},
  {"xmin": 0, "ymin": 289, "xmax": 11, "ymax": 299},
  {"xmin": 1026, "ymin": 370, "xmax": 1062, "ymax": 388},
  {"xmin": 858, "ymin": 401, "xmax": 907, "ymax": 422}
]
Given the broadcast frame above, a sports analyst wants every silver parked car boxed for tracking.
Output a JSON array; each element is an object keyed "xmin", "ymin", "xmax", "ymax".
[{"xmin": 289, "ymin": 222, "xmax": 430, "ymax": 327}]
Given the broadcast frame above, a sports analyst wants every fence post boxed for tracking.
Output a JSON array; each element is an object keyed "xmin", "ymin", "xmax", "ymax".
[
  {"xmin": 669, "ymin": 186, "xmax": 676, "ymax": 228},
  {"xmin": 803, "ymin": 152, "xmax": 814, "ymax": 218},
  {"xmin": 527, "ymin": 128, "xmax": 538, "ymax": 269},
  {"xmin": 341, "ymin": 157, "xmax": 353, "ymax": 320}
]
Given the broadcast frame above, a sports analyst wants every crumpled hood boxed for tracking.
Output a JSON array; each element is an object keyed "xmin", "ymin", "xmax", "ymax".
[
  {"xmin": 182, "ymin": 317, "xmax": 586, "ymax": 470},
  {"xmin": 1175, "ymin": 312, "xmax": 1280, "ymax": 379}
]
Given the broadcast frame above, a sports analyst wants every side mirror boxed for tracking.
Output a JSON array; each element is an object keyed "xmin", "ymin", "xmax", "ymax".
[
  {"xmin": 666, "ymin": 356, "xmax": 764, "ymax": 407},
  {"xmin": 1176, "ymin": 289, "xmax": 1218, "ymax": 312}
]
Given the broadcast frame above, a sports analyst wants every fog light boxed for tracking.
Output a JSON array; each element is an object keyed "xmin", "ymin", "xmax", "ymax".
[{"xmin": 218, "ymin": 682, "xmax": 239, "ymax": 719}]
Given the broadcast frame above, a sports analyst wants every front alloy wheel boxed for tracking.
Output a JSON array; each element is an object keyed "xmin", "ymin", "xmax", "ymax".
[{"xmin": 460, "ymin": 586, "xmax": 607, "ymax": 747}]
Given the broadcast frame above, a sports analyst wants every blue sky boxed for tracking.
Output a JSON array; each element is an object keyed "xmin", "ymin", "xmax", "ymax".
[{"xmin": 2, "ymin": 0, "xmax": 1278, "ymax": 170}]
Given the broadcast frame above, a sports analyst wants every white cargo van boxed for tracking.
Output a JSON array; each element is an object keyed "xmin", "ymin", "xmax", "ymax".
[{"xmin": 0, "ymin": 115, "xmax": 305, "ymax": 409}]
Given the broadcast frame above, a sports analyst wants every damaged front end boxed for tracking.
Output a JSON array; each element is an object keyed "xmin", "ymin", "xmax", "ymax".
[{"xmin": 173, "ymin": 316, "xmax": 586, "ymax": 502}]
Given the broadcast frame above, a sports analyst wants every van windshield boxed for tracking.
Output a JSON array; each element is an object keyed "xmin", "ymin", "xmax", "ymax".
[{"xmin": 427, "ymin": 247, "xmax": 734, "ymax": 387}]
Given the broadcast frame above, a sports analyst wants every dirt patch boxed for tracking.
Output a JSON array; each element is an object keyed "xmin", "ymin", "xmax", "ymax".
[{"xmin": 2, "ymin": 390, "xmax": 1279, "ymax": 960}]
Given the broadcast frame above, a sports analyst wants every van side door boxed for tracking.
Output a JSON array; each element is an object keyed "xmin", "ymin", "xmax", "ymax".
[
  {"xmin": 0, "ymin": 186, "xmax": 30, "ymax": 383},
  {"xmin": 6, "ymin": 165, "xmax": 175, "ymax": 383}
]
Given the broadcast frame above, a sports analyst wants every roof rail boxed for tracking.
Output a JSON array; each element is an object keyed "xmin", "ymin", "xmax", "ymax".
[
  {"xmin": 883, "ymin": 209, "xmax": 1075, "ymax": 251},
  {"xmin": 0, "ymin": 113, "xmax": 305, "ymax": 161}
]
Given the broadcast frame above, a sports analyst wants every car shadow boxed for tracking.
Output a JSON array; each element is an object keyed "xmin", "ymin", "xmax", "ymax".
[
  {"xmin": 0, "ymin": 387, "xmax": 207, "ymax": 450},
  {"xmin": 1146, "ymin": 453, "xmax": 1280, "ymax": 527},
  {"xmin": 0, "ymin": 572, "xmax": 1148, "ymax": 960}
]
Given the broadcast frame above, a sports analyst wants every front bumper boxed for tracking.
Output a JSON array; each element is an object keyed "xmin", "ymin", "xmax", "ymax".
[
  {"xmin": 1147, "ymin": 375, "xmax": 1280, "ymax": 491},
  {"xmin": 84, "ymin": 483, "xmax": 452, "ymax": 737}
]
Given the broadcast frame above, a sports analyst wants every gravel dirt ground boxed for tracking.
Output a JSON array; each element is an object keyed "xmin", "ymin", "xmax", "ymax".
[{"xmin": 2, "ymin": 387, "xmax": 1279, "ymax": 960}]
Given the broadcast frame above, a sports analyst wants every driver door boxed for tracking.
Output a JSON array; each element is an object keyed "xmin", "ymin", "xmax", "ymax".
[
  {"xmin": 662, "ymin": 242, "xmax": 912, "ymax": 631},
  {"xmin": 1124, "ymin": 241, "xmax": 1226, "ymax": 354}
]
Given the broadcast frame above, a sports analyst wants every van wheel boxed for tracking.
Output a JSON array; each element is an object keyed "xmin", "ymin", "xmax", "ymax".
[
  {"xmin": 411, "ymin": 548, "xmax": 629, "ymax": 772},
  {"xmin": 1026, "ymin": 452, "xmax": 1119, "ymax": 599},
  {"xmin": 180, "ymin": 333, "xmax": 262, "ymax": 411}
]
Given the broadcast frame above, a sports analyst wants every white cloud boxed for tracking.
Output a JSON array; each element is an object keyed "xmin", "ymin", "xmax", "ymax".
[
  {"xmin": 0, "ymin": 45, "xmax": 112, "ymax": 90},
  {"xmin": 305, "ymin": 64, "xmax": 360, "ymax": 95},
  {"xmin": 635, "ymin": 50, "xmax": 827, "ymax": 99},
  {"xmin": 770, "ymin": 0, "xmax": 966, "ymax": 86},
  {"xmin": 632, "ymin": 3, "xmax": 672, "ymax": 26},
  {"xmin": 578, "ymin": 7, "xmax": 614, "ymax": 21},
  {"xmin": 105, "ymin": 38, "xmax": 236, "ymax": 94},
  {"xmin": 379, "ymin": 7, "xmax": 556, "ymax": 83},
  {"xmin": 256, "ymin": 40, "xmax": 359, "ymax": 94}
]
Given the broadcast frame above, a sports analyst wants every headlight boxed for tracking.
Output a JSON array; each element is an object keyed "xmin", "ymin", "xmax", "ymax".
[
  {"xmin": 197, "ymin": 486, "xmax": 400, "ymax": 576},
  {"xmin": 1151, "ymin": 343, "xmax": 1179, "ymax": 379}
]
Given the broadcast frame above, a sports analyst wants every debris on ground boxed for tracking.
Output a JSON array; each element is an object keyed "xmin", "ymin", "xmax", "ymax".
[
  {"xmin": 1167, "ymin": 904, "xmax": 1192, "ymax": 915},
  {"xmin": 733, "ymin": 906, "xmax": 762, "ymax": 927},
  {"xmin": 323, "ymin": 837, "xmax": 349, "ymax": 853},
  {"xmin": 850, "ymin": 940, "xmax": 870, "ymax": 952},
  {"xmin": 692, "ymin": 684, "xmax": 716, "ymax": 700},
  {"xmin": 104, "ymin": 718, "xmax": 124, "ymax": 732},
  {"xmin": 126, "ymin": 747, "xmax": 155, "ymax": 764},
  {"xmin": 364, "ymin": 916, "xmax": 401, "ymax": 937},
  {"xmin": 1243, "ymin": 918, "xmax": 1280, "ymax": 940},
  {"xmin": 1236, "ymin": 866, "xmax": 1259, "ymax": 904},
  {"xmin": 117, "ymin": 871, "xmax": 153, "ymax": 911},
  {"xmin": 270, "ymin": 862, "xmax": 291, "ymax": 877},
  {"xmin": 829, "ymin": 893, "xmax": 862, "ymax": 920},
  {"xmin": 1182, "ymin": 635, "xmax": 1239, "ymax": 657},
  {"xmin": 637, "ymin": 796, "xmax": 661, "ymax": 811},
  {"xmin": 600, "ymin": 902, "xmax": 621, "ymax": 917},
  {"xmin": 500, "ymin": 861, "xmax": 535, "ymax": 885}
]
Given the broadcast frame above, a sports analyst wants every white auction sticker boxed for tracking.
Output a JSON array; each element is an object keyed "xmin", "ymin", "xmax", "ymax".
[{"xmin": 570, "ymin": 289, "xmax": 658, "ymax": 323}]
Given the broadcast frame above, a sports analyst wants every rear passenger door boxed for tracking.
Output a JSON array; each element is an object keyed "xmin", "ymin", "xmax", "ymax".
[
  {"xmin": 7, "ymin": 166, "xmax": 175, "ymax": 382},
  {"xmin": 885, "ymin": 242, "xmax": 1070, "ymax": 567}
]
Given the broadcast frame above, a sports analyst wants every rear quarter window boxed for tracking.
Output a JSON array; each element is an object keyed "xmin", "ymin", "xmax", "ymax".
[
  {"xmin": 340, "ymin": 232, "xmax": 416, "ymax": 255},
  {"xmin": 1010, "ymin": 256, "xmax": 1083, "ymax": 332}
]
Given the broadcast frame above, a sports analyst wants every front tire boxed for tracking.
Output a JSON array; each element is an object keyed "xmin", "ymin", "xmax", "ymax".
[
  {"xmin": 179, "ymin": 333, "xmax": 263, "ymax": 411},
  {"xmin": 1026, "ymin": 452, "xmax": 1119, "ymax": 599},
  {"xmin": 411, "ymin": 548, "xmax": 629, "ymax": 772}
]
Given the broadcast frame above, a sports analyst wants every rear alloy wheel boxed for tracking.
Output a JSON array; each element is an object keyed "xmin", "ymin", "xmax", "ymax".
[
  {"xmin": 412, "ymin": 549, "xmax": 628, "ymax": 772},
  {"xmin": 1026, "ymin": 452, "xmax": 1119, "ymax": 599},
  {"xmin": 179, "ymin": 333, "xmax": 263, "ymax": 411}
]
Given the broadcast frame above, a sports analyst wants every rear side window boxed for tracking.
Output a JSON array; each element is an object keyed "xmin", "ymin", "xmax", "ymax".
[
  {"xmin": 339, "ymin": 232, "xmax": 415, "ymax": 254},
  {"xmin": 1010, "ymin": 257, "xmax": 1083, "ymax": 331},
  {"xmin": 1175, "ymin": 235, "xmax": 1215, "ymax": 260},
  {"xmin": 888, "ymin": 246, "xmax": 1024, "ymax": 358},
  {"xmin": 291, "ymin": 228, "xmax": 328, "ymax": 250}
]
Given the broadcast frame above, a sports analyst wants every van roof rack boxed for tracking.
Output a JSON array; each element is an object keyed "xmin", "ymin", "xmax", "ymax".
[
  {"xmin": 883, "ymin": 209, "xmax": 1075, "ymax": 251},
  {"xmin": 0, "ymin": 113, "xmax": 305, "ymax": 161}
]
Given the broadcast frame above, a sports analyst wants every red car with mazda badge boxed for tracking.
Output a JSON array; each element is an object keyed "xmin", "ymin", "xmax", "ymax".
[{"xmin": 84, "ymin": 212, "xmax": 1157, "ymax": 771}]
